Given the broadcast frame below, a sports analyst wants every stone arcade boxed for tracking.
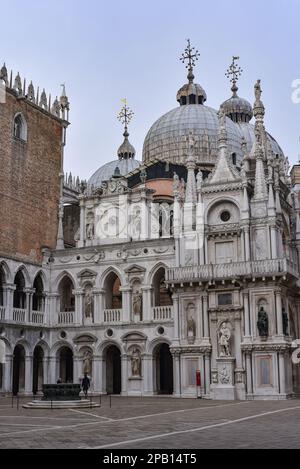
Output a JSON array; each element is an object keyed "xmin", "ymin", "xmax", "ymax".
[{"xmin": 1, "ymin": 43, "xmax": 300, "ymax": 400}]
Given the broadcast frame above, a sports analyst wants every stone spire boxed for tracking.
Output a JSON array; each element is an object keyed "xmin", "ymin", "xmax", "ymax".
[
  {"xmin": 253, "ymin": 128, "xmax": 268, "ymax": 201},
  {"xmin": 0, "ymin": 63, "xmax": 8, "ymax": 84},
  {"xmin": 184, "ymin": 132, "xmax": 197, "ymax": 204},
  {"xmin": 117, "ymin": 99, "xmax": 136, "ymax": 160},
  {"xmin": 208, "ymin": 108, "xmax": 239, "ymax": 184},
  {"xmin": 60, "ymin": 83, "xmax": 70, "ymax": 120}
]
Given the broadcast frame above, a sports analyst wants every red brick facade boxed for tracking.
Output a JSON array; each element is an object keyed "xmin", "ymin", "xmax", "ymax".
[{"xmin": 0, "ymin": 89, "xmax": 64, "ymax": 264}]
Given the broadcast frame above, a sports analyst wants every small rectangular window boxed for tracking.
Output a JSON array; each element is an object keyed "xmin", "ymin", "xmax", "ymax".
[{"xmin": 218, "ymin": 293, "xmax": 232, "ymax": 306}]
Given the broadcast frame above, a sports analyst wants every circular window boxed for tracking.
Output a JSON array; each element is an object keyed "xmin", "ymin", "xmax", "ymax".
[
  {"xmin": 143, "ymin": 248, "xmax": 148, "ymax": 254},
  {"xmin": 106, "ymin": 328, "xmax": 113, "ymax": 337},
  {"xmin": 60, "ymin": 330, "xmax": 67, "ymax": 339},
  {"xmin": 220, "ymin": 211, "xmax": 231, "ymax": 222},
  {"xmin": 157, "ymin": 326, "xmax": 165, "ymax": 335},
  {"xmin": 76, "ymin": 255, "xmax": 81, "ymax": 261}
]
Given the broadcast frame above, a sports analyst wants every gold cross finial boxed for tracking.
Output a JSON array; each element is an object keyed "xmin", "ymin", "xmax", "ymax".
[
  {"xmin": 225, "ymin": 56, "xmax": 242, "ymax": 95},
  {"xmin": 117, "ymin": 99, "xmax": 134, "ymax": 134}
]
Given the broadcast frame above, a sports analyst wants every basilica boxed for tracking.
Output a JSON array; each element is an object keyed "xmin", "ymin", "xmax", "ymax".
[{"xmin": 0, "ymin": 42, "xmax": 300, "ymax": 400}]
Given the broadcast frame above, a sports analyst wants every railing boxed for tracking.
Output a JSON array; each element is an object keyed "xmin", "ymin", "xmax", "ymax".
[
  {"xmin": 13, "ymin": 308, "xmax": 26, "ymax": 322},
  {"xmin": 31, "ymin": 311, "xmax": 44, "ymax": 324},
  {"xmin": 58, "ymin": 311, "xmax": 74, "ymax": 324},
  {"xmin": 166, "ymin": 258, "xmax": 299, "ymax": 283},
  {"xmin": 152, "ymin": 305, "xmax": 173, "ymax": 321},
  {"xmin": 103, "ymin": 309, "xmax": 122, "ymax": 323}
]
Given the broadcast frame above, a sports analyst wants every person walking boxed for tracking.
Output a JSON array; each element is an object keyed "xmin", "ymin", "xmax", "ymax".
[{"xmin": 82, "ymin": 373, "xmax": 90, "ymax": 398}]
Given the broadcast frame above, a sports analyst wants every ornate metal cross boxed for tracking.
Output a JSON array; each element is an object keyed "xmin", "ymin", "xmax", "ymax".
[
  {"xmin": 225, "ymin": 56, "xmax": 243, "ymax": 86},
  {"xmin": 180, "ymin": 39, "xmax": 200, "ymax": 72},
  {"xmin": 117, "ymin": 99, "xmax": 134, "ymax": 130}
]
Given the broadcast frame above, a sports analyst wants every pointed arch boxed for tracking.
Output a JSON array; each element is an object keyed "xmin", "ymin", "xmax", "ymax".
[
  {"xmin": 13, "ymin": 265, "xmax": 31, "ymax": 288},
  {"xmin": 13, "ymin": 112, "xmax": 27, "ymax": 141},
  {"xmin": 0, "ymin": 260, "xmax": 11, "ymax": 283},
  {"xmin": 205, "ymin": 196, "xmax": 241, "ymax": 224},
  {"xmin": 53, "ymin": 270, "xmax": 77, "ymax": 291},
  {"xmin": 149, "ymin": 263, "xmax": 172, "ymax": 307},
  {"xmin": 99, "ymin": 266, "xmax": 125, "ymax": 289}
]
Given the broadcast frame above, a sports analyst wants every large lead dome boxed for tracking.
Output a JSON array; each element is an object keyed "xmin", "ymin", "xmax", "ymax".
[{"xmin": 142, "ymin": 103, "xmax": 244, "ymax": 166}]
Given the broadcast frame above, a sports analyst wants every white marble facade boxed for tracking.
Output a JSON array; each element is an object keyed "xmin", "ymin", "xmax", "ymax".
[{"xmin": 1, "ymin": 59, "xmax": 300, "ymax": 401}]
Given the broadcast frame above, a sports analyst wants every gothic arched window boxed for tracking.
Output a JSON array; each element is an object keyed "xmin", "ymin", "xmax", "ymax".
[{"xmin": 13, "ymin": 113, "xmax": 27, "ymax": 141}]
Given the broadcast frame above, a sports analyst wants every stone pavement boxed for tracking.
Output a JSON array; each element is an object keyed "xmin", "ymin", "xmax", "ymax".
[{"xmin": 0, "ymin": 395, "xmax": 299, "ymax": 449}]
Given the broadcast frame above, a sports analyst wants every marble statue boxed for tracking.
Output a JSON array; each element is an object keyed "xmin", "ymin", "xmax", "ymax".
[
  {"xmin": 84, "ymin": 286, "xmax": 93, "ymax": 318},
  {"xmin": 257, "ymin": 306, "xmax": 269, "ymax": 337},
  {"xmin": 218, "ymin": 322, "xmax": 231, "ymax": 357},
  {"xmin": 82, "ymin": 350, "xmax": 92, "ymax": 375},
  {"xmin": 131, "ymin": 347, "xmax": 141, "ymax": 377},
  {"xmin": 132, "ymin": 290, "xmax": 142, "ymax": 320}
]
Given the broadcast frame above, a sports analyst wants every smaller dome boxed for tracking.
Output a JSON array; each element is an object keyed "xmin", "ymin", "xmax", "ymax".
[
  {"xmin": 88, "ymin": 158, "xmax": 141, "ymax": 188},
  {"xmin": 176, "ymin": 82, "xmax": 207, "ymax": 105},
  {"xmin": 221, "ymin": 95, "xmax": 253, "ymax": 123},
  {"xmin": 117, "ymin": 130, "xmax": 136, "ymax": 159}
]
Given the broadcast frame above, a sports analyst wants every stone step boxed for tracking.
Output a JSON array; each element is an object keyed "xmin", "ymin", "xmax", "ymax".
[{"xmin": 22, "ymin": 399, "xmax": 100, "ymax": 409}]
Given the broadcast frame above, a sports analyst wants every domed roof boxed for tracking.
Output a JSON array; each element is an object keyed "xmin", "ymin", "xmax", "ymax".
[
  {"xmin": 117, "ymin": 129, "xmax": 136, "ymax": 159},
  {"xmin": 142, "ymin": 104, "xmax": 244, "ymax": 165},
  {"xmin": 88, "ymin": 158, "xmax": 141, "ymax": 188},
  {"xmin": 221, "ymin": 95, "xmax": 253, "ymax": 123},
  {"xmin": 237, "ymin": 122, "xmax": 284, "ymax": 157}
]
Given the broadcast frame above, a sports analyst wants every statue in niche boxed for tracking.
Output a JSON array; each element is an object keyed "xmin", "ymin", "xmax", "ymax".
[
  {"xmin": 282, "ymin": 308, "xmax": 289, "ymax": 336},
  {"xmin": 196, "ymin": 170, "xmax": 202, "ymax": 192},
  {"xmin": 173, "ymin": 172, "xmax": 180, "ymax": 195},
  {"xmin": 82, "ymin": 350, "xmax": 92, "ymax": 376},
  {"xmin": 132, "ymin": 208, "xmax": 141, "ymax": 239},
  {"xmin": 186, "ymin": 303, "xmax": 196, "ymax": 343},
  {"xmin": 132, "ymin": 289, "xmax": 143, "ymax": 320},
  {"xmin": 218, "ymin": 322, "xmax": 231, "ymax": 357},
  {"xmin": 84, "ymin": 286, "xmax": 94, "ymax": 319},
  {"xmin": 86, "ymin": 220, "xmax": 94, "ymax": 240},
  {"xmin": 131, "ymin": 347, "xmax": 141, "ymax": 377},
  {"xmin": 257, "ymin": 306, "xmax": 269, "ymax": 337},
  {"xmin": 219, "ymin": 366, "xmax": 230, "ymax": 384}
]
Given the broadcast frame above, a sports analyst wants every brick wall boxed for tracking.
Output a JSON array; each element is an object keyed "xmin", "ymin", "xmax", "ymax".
[{"xmin": 0, "ymin": 90, "xmax": 64, "ymax": 264}]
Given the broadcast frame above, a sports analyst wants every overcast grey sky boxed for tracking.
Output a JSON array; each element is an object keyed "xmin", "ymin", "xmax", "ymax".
[{"xmin": 1, "ymin": 0, "xmax": 300, "ymax": 180}]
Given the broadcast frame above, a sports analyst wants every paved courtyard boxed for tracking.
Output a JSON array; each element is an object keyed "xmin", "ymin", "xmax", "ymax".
[{"xmin": 0, "ymin": 395, "xmax": 299, "ymax": 449}]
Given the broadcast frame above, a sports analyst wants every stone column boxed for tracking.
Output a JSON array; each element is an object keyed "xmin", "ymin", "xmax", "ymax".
[
  {"xmin": 204, "ymin": 353, "xmax": 211, "ymax": 396},
  {"xmin": 275, "ymin": 290, "xmax": 283, "ymax": 336},
  {"xmin": 24, "ymin": 355, "xmax": 33, "ymax": 395},
  {"xmin": 48, "ymin": 356, "xmax": 58, "ymax": 383},
  {"xmin": 121, "ymin": 354, "xmax": 128, "ymax": 396},
  {"xmin": 4, "ymin": 354, "xmax": 12, "ymax": 393},
  {"xmin": 43, "ymin": 292, "xmax": 50, "ymax": 326},
  {"xmin": 93, "ymin": 355, "xmax": 103, "ymax": 393},
  {"xmin": 42, "ymin": 357, "xmax": 49, "ymax": 385},
  {"xmin": 241, "ymin": 230, "xmax": 245, "ymax": 261},
  {"xmin": 93, "ymin": 289, "xmax": 104, "ymax": 324},
  {"xmin": 141, "ymin": 286, "xmax": 152, "ymax": 322},
  {"xmin": 78, "ymin": 199, "xmax": 86, "ymax": 248},
  {"xmin": 142, "ymin": 353, "xmax": 153, "ymax": 395},
  {"xmin": 25, "ymin": 288, "xmax": 34, "ymax": 323},
  {"xmin": 244, "ymin": 227, "xmax": 250, "ymax": 261},
  {"xmin": 203, "ymin": 294, "xmax": 209, "ymax": 339},
  {"xmin": 48, "ymin": 293, "xmax": 60, "ymax": 326},
  {"xmin": 120, "ymin": 287, "xmax": 131, "ymax": 323},
  {"xmin": 3, "ymin": 284, "xmax": 15, "ymax": 321},
  {"xmin": 73, "ymin": 356, "xmax": 82, "ymax": 385},
  {"xmin": 278, "ymin": 352, "xmax": 286, "ymax": 395},
  {"xmin": 245, "ymin": 352, "xmax": 253, "ymax": 396},
  {"xmin": 172, "ymin": 352, "xmax": 181, "ymax": 397},
  {"xmin": 172, "ymin": 293, "xmax": 180, "ymax": 344},
  {"xmin": 74, "ymin": 290, "xmax": 84, "ymax": 325},
  {"xmin": 243, "ymin": 291, "xmax": 251, "ymax": 338},
  {"xmin": 270, "ymin": 226, "xmax": 277, "ymax": 259}
]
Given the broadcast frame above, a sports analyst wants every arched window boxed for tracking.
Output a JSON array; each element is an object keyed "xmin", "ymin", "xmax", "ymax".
[
  {"xmin": 13, "ymin": 270, "xmax": 26, "ymax": 309},
  {"xmin": 33, "ymin": 274, "xmax": 44, "ymax": 312},
  {"xmin": 59, "ymin": 276, "xmax": 75, "ymax": 312},
  {"xmin": 13, "ymin": 113, "xmax": 27, "ymax": 141},
  {"xmin": 104, "ymin": 272, "xmax": 122, "ymax": 309},
  {"xmin": 152, "ymin": 267, "xmax": 172, "ymax": 307},
  {"xmin": 232, "ymin": 153, "xmax": 237, "ymax": 166}
]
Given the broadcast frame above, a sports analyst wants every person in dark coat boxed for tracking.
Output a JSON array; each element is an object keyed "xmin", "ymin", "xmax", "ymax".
[{"xmin": 82, "ymin": 373, "xmax": 90, "ymax": 398}]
